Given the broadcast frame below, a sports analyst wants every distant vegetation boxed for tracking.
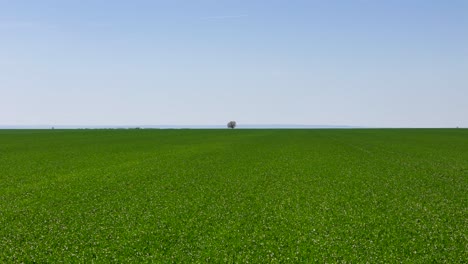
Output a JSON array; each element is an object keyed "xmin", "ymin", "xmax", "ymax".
[
  {"xmin": 0, "ymin": 129, "xmax": 466, "ymax": 262},
  {"xmin": 227, "ymin": 121, "xmax": 237, "ymax": 129}
]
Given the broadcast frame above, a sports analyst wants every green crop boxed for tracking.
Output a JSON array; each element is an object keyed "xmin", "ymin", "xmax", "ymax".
[{"xmin": 0, "ymin": 129, "xmax": 466, "ymax": 262}]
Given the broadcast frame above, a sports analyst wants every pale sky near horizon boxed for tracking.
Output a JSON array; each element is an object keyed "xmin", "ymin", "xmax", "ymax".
[{"xmin": 1, "ymin": 0, "xmax": 467, "ymax": 127}]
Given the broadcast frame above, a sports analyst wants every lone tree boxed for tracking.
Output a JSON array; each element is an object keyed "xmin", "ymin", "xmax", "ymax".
[{"xmin": 227, "ymin": 121, "xmax": 237, "ymax": 129}]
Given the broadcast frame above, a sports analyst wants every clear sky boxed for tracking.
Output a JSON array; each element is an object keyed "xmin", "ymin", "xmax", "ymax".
[{"xmin": 1, "ymin": 0, "xmax": 467, "ymax": 127}]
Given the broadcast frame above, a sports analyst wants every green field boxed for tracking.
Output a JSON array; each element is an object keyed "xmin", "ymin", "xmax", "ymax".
[{"xmin": 1, "ymin": 129, "xmax": 467, "ymax": 262}]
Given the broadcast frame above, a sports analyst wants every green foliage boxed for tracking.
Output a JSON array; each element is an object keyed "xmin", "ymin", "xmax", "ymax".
[{"xmin": 0, "ymin": 129, "xmax": 467, "ymax": 262}]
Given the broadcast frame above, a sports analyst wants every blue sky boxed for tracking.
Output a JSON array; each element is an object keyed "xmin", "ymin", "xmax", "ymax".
[{"xmin": 1, "ymin": 0, "xmax": 467, "ymax": 127}]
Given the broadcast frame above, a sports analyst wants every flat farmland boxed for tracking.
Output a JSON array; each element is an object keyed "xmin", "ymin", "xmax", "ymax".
[{"xmin": 0, "ymin": 129, "xmax": 466, "ymax": 262}]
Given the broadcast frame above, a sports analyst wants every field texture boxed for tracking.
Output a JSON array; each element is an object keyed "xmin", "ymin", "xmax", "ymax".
[{"xmin": 0, "ymin": 129, "xmax": 467, "ymax": 262}]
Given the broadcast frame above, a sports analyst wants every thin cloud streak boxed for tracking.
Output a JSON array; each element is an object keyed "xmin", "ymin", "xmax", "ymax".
[
  {"xmin": 0, "ymin": 20, "xmax": 57, "ymax": 30},
  {"xmin": 201, "ymin": 15, "xmax": 248, "ymax": 20}
]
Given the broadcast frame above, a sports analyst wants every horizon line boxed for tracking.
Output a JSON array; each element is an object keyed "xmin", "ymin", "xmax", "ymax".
[{"xmin": 0, "ymin": 124, "xmax": 465, "ymax": 129}]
